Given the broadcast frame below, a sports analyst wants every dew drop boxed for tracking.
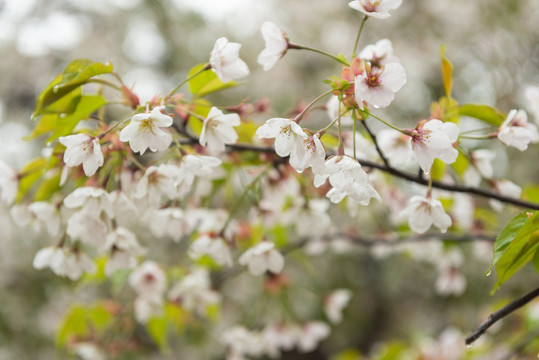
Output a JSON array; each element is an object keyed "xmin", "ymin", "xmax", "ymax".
[
  {"xmin": 466, "ymin": 344, "xmax": 473, "ymax": 349},
  {"xmin": 486, "ymin": 270, "xmax": 492, "ymax": 277},
  {"xmin": 424, "ymin": 170, "xmax": 430, "ymax": 175},
  {"xmin": 53, "ymin": 85, "xmax": 60, "ymax": 93}
]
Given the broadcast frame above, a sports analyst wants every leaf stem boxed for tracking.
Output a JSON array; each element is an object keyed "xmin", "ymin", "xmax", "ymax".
[
  {"xmin": 288, "ymin": 43, "xmax": 349, "ymax": 66},
  {"xmin": 167, "ymin": 63, "xmax": 211, "ymax": 98},
  {"xmin": 366, "ymin": 111, "xmax": 407, "ymax": 134},
  {"xmin": 294, "ymin": 88, "xmax": 335, "ymax": 123},
  {"xmin": 352, "ymin": 16, "xmax": 368, "ymax": 58}
]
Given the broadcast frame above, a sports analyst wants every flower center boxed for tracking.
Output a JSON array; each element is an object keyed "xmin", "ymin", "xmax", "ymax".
[
  {"xmin": 361, "ymin": 0, "xmax": 380, "ymax": 12},
  {"xmin": 365, "ymin": 68, "xmax": 382, "ymax": 88},
  {"xmin": 139, "ymin": 118, "xmax": 156, "ymax": 134}
]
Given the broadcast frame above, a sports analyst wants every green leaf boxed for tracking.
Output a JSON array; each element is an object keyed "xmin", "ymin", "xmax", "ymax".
[
  {"xmin": 459, "ymin": 104, "xmax": 506, "ymax": 126},
  {"xmin": 441, "ymin": 45, "xmax": 453, "ymax": 97},
  {"xmin": 56, "ymin": 302, "xmax": 114, "ymax": 347},
  {"xmin": 33, "ymin": 59, "xmax": 112, "ymax": 118},
  {"xmin": 188, "ymin": 63, "xmax": 238, "ymax": 97},
  {"xmin": 430, "ymin": 158, "xmax": 447, "ymax": 181},
  {"xmin": 27, "ymin": 95, "xmax": 107, "ymax": 141},
  {"xmin": 147, "ymin": 316, "xmax": 169, "ymax": 352},
  {"xmin": 532, "ymin": 247, "xmax": 539, "ymax": 274},
  {"xmin": 16, "ymin": 157, "xmax": 48, "ymax": 202},
  {"xmin": 489, "ymin": 211, "xmax": 530, "ymax": 271},
  {"xmin": 438, "ymin": 96, "xmax": 460, "ymax": 124},
  {"xmin": 451, "ymin": 151, "xmax": 469, "ymax": 177},
  {"xmin": 336, "ymin": 53, "xmax": 349, "ymax": 65},
  {"xmin": 491, "ymin": 211, "xmax": 539, "ymax": 293},
  {"xmin": 34, "ymin": 172, "xmax": 61, "ymax": 201}
]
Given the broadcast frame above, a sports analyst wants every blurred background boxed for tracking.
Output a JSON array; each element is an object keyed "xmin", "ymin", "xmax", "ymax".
[{"xmin": 1, "ymin": 0, "xmax": 539, "ymax": 359}]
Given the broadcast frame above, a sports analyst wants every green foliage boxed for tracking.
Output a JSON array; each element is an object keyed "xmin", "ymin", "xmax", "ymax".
[
  {"xmin": 16, "ymin": 157, "xmax": 48, "ymax": 202},
  {"xmin": 459, "ymin": 104, "xmax": 506, "ymax": 126},
  {"xmin": 27, "ymin": 95, "xmax": 107, "ymax": 142},
  {"xmin": 33, "ymin": 59, "xmax": 113, "ymax": 119},
  {"xmin": 147, "ymin": 316, "xmax": 169, "ymax": 353},
  {"xmin": 188, "ymin": 63, "xmax": 238, "ymax": 97},
  {"xmin": 56, "ymin": 302, "xmax": 114, "ymax": 346},
  {"xmin": 490, "ymin": 211, "xmax": 539, "ymax": 293}
]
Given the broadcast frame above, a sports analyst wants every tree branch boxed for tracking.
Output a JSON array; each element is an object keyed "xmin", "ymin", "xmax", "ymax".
[
  {"xmin": 175, "ymin": 137, "xmax": 539, "ymax": 210},
  {"xmin": 360, "ymin": 119, "xmax": 390, "ymax": 168},
  {"xmin": 466, "ymin": 287, "xmax": 539, "ymax": 345}
]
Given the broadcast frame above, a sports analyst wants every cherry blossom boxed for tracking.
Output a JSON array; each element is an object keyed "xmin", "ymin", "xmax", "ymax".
[
  {"xmin": 63, "ymin": 186, "xmax": 113, "ymax": 217},
  {"xmin": 497, "ymin": 109, "xmax": 539, "ymax": 151},
  {"xmin": 238, "ymin": 242, "xmax": 285, "ymax": 276},
  {"xmin": 188, "ymin": 234, "xmax": 233, "ymax": 267},
  {"xmin": 59, "ymin": 133, "xmax": 103, "ymax": 176},
  {"xmin": 464, "ymin": 149, "xmax": 496, "ymax": 186},
  {"xmin": 343, "ymin": 131, "xmax": 379, "ymax": 160},
  {"xmin": 119, "ymin": 106, "xmax": 173, "ymax": 155},
  {"xmin": 209, "ymin": 37, "xmax": 249, "ymax": 83},
  {"xmin": 256, "ymin": 117, "xmax": 307, "ymax": 158},
  {"xmin": 148, "ymin": 208, "xmax": 189, "ymax": 242},
  {"xmin": 359, "ymin": 38, "xmax": 400, "ymax": 66},
  {"xmin": 134, "ymin": 296, "xmax": 163, "ymax": 324},
  {"xmin": 66, "ymin": 210, "xmax": 108, "ymax": 247},
  {"xmin": 289, "ymin": 133, "xmax": 326, "ymax": 174},
  {"xmin": 167, "ymin": 268, "xmax": 221, "ymax": 315},
  {"xmin": 348, "ymin": 0, "xmax": 402, "ymax": 19},
  {"xmin": 354, "ymin": 62, "xmax": 406, "ymax": 110},
  {"xmin": 324, "ymin": 289, "xmax": 353, "ymax": 324},
  {"xmin": 222, "ymin": 326, "xmax": 262, "ymax": 360},
  {"xmin": 257, "ymin": 21, "xmax": 289, "ymax": 71},
  {"xmin": 490, "ymin": 179, "xmax": 522, "ymax": 212},
  {"xmin": 377, "ymin": 129, "xmax": 413, "ymax": 166},
  {"xmin": 524, "ymin": 85, "xmax": 539, "ymax": 123},
  {"xmin": 435, "ymin": 249, "xmax": 466, "ymax": 296},
  {"xmin": 10, "ymin": 201, "xmax": 61, "ymax": 236},
  {"xmin": 199, "ymin": 106, "xmax": 240, "ymax": 152},
  {"xmin": 128, "ymin": 260, "xmax": 167, "ymax": 299},
  {"xmin": 315, "ymin": 155, "xmax": 381, "ymax": 205},
  {"xmin": 134, "ymin": 164, "xmax": 180, "ymax": 206},
  {"xmin": 408, "ymin": 119, "xmax": 459, "ymax": 173},
  {"xmin": 326, "ymin": 95, "xmax": 353, "ymax": 126},
  {"xmin": 297, "ymin": 322, "xmax": 331, "ymax": 353},
  {"xmin": 401, "ymin": 195, "xmax": 452, "ymax": 234},
  {"xmin": 101, "ymin": 227, "xmax": 145, "ymax": 276},
  {"xmin": 0, "ymin": 159, "xmax": 18, "ymax": 205},
  {"xmin": 33, "ymin": 246, "xmax": 96, "ymax": 280},
  {"xmin": 73, "ymin": 342, "xmax": 105, "ymax": 360},
  {"xmin": 176, "ymin": 154, "xmax": 222, "ymax": 197}
]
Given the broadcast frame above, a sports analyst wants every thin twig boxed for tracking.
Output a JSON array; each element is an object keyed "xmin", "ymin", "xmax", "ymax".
[
  {"xmin": 173, "ymin": 136, "xmax": 539, "ymax": 210},
  {"xmin": 466, "ymin": 287, "xmax": 539, "ymax": 345},
  {"xmin": 361, "ymin": 119, "xmax": 390, "ymax": 168}
]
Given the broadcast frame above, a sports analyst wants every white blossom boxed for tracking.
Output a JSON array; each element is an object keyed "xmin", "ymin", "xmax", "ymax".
[
  {"xmin": 343, "ymin": 131, "xmax": 378, "ymax": 160},
  {"xmin": 59, "ymin": 133, "xmax": 103, "ymax": 176},
  {"xmin": 377, "ymin": 129, "xmax": 413, "ymax": 166},
  {"xmin": 326, "ymin": 95, "xmax": 353, "ymax": 126},
  {"xmin": 189, "ymin": 234, "xmax": 233, "ymax": 267},
  {"xmin": 167, "ymin": 268, "xmax": 221, "ymax": 315},
  {"xmin": 297, "ymin": 322, "xmax": 331, "ymax": 353},
  {"xmin": 209, "ymin": 37, "xmax": 249, "ymax": 83},
  {"xmin": 200, "ymin": 106, "xmax": 240, "ymax": 152},
  {"xmin": 409, "ymin": 119, "xmax": 459, "ymax": 173},
  {"xmin": 66, "ymin": 210, "xmax": 108, "ymax": 247},
  {"xmin": 354, "ymin": 62, "xmax": 406, "ymax": 110},
  {"xmin": 148, "ymin": 208, "xmax": 189, "ymax": 242},
  {"xmin": 119, "ymin": 106, "xmax": 173, "ymax": 155},
  {"xmin": 73, "ymin": 342, "xmax": 105, "ymax": 360},
  {"xmin": 324, "ymin": 289, "xmax": 353, "ymax": 324},
  {"xmin": 435, "ymin": 249, "xmax": 466, "ymax": 297},
  {"xmin": 101, "ymin": 227, "xmax": 145, "ymax": 276},
  {"xmin": 135, "ymin": 164, "xmax": 180, "ymax": 206},
  {"xmin": 289, "ymin": 133, "xmax": 326, "ymax": 174},
  {"xmin": 497, "ymin": 109, "xmax": 539, "ymax": 151},
  {"xmin": 238, "ymin": 242, "xmax": 285, "ymax": 276},
  {"xmin": 63, "ymin": 186, "xmax": 113, "ymax": 218},
  {"xmin": 401, "ymin": 195, "xmax": 452, "ymax": 234},
  {"xmin": 315, "ymin": 155, "xmax": 381, "ymax": 205},
  {"xmin": 134, "ymin": 296, "xmax": 163, "ymax": 324},
  {"xmin": 176, "ymin": 155, "xmax": 222, "ymax": 197},
  {"xmin": 348, "ymin": 0, "xmax": 402, "ymax": 19},
  {"xmin": 33, "ymin": 246, "xmax": 96, "ymax": 280},
  {"xmin": 0, "ymin": 159, "xmax": 18, "ymax": 205},
  {"xmin": 524, "ymin": 85, "xmax": 539, "ymax": 124},
  {"xmin": 222, "ymin": 326, "xmax": 262, "ymax": 360},
  {"xmin": 10, "ymin": 201, "xmax": 60, "ymax": 236},
  {"xmin": 490, "ymin": 179, "xmax": 522, "ymax": 212},
  {"xmin": 128, "ymin": 260, "xmax": 167, "ymax": 299},
  {"xmin": 256, "ymin": 117, "xmax": 307, "ymax": 158},
  {"xmin": 295, "ymin": 199, "xmax": 332, "ymax": 237},
  {"xmin": 257, "ymin": 21, "xmax": 288, "ymax": 71},
  {"xmin": 359, "ymin": 38, "xmax": 400, "ymax": 66}
]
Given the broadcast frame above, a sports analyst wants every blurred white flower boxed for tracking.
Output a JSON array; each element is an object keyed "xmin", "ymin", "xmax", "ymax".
[
  {"xmin": 10, "ymin": 201, "xmax": 60, "ymax": 236},
  {"xmin": 401, "ymin": 195, "xmax": 452, "ymax": 234},
  {"xmin": 295, "ymin": 199, "xmax": 332, "ymax": 237},
  {"xmin": 63, "ymin": 186, "xmax": 113, "ymax": 217},
  {"xmin": 326, "ymin": 95, "xmax": 353, "ymax": 126},
  {"xmin": 128, "ymin": 260, "xmax": 167, "ymax": 299},
  {"xmin": 257, "ymin": 21, "xmax": 288, "ymax": 71},
  {"xmin": 524, "ymin": 85, "xmax": 539, "ymax": 124},
  {"xmin": 209, "ymin": 37, "xmax": 249, "ymax": 83},
  {"xmin": 256, "ymin": 117, "xmax": 307, "ymax": 157},
  {"xmin": 355, "ymin": 62, "xmax": 406, "ymax": 110},
  {"xmin": 176, "ymin": 154, "xmax": 222, "ymax": 197},
  {"xmin": 33, "ymin": 246, "xmax": 95, "ymax": 280},
  {"xmin": 72, "ymin": 342, "xmax": 105, "ymax": 360},
  {"xmin": 348, "ymin": 0, "xmax": 402, "ymax": 19},
  {"xmin": 66, "ymin": 210, "xmax": 108, "ymax": 247},
  {"xmin": 119, "ymin": 106, "xmax": 173, "ymax": 155},
  {"xmin": 489, "ymin": 179, "xmax": 522, "ymax": 212},
  {"xmin": 377, "ymin": 129, "xmax": 413, "ymax": 166},
  {"xmin": 0, "ymin": 159, "xmax": 18, "ymax": 205},
  {"xmin": 435, "ymin": 249, "xmax": 466, "ymax": 296},
  {"xmin": 297, "ymin": 322, "xmax": 331, "ymax": 353},
  {"xmin": 148, "ymin": 208, "xmax": 189, "ymax": 242},
  {"xmin": 497, "ymin": 109, "xmax": 539, "ymax": 151},
  {"xmin": 200, "ymin": 106, "xmax": 240, "ymax": 152},
  {"xmin": 409, "ymin": 119, "xmax": 459, "ymax": 173},
  {"xmin": 359, "ymin": 38, "xmax": 400, "ymax": 66},
  {"xmin": 222, "ymin": 326, "xmax": 262, "ymax": 360},
  {"xmin": 134, "ymin": 296, "xmax": 163, "ymax": 323},
  {"xmin": 135, "ymin": 164, "xmax": 180, "ymax": 206},
  {"xmin": 239, "ymin": 242, "xmax": 285, "ymax": 276},
  {"xmin": 324, "ymin": 289, "xmax": 353, "ymax": 324},
  {"xmin": 59, "ymin": 134, "xmax": 103, "ymax": 176},
  {"xmin": 101, "ymin": 227, "xmax": 145, "ymax": 276},
  {"xmin": 315, "ymin": 155, "xmax": 381, "ymax": 205},
  {"xmin": 167, "ymin": 268, "xmax": 221, "ymax": 315},
  {"xmin": 189, "ymin": 234, "xmax": 233, "ymax": 267}
]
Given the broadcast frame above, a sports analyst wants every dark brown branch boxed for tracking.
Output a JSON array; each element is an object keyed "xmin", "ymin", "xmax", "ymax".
[
  {"xmin": 466, "ymin": 287, "xmax": 539, "ymax": 345},
  {"xmin": 174, "ymin": 135, "xmax": 539, "ymax": 210}
]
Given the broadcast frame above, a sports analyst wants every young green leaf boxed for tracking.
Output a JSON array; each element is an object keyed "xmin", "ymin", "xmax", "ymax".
[
  {"xmin": 188, "ymin": 63, "xmax": 238, "ymax": 97},
  {"xmin": 441, "ymin": 45, "xmax": 453, "ymax": 98},
  {"xmin": 459, "ymin": 104, "xmax": 506, "ymax": 126}
]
